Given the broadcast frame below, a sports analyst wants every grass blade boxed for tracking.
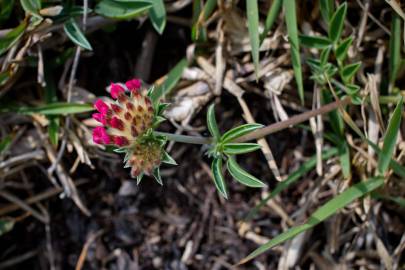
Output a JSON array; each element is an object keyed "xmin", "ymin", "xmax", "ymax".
[
  {"xmin": 150, "ymin": 58, "xmax": 188, "ymax": 103},
  {"xmin": 0, "ymin": 20, "xmax": 27, "ymax": 56},
  {"xmin": 283, "ymin": 0, "xmax": 304, "ymax": 103},
  {"xmin": 246, "ymin": 147, "xmax": 338, "ymax": 220},
  {"xmin": 260, "ymin": 0, "xmax": 282, "ymax": 44},
  {"xmin": 246, "ymin": 0, "xmax": 260, "ymax": 79},
  {"xmin": 1, "ymin": 102, "xmax": 94, "ymax": 115},
  {"xmin": 378, "ymin": 97, "xmax": 403, "ymax": 174},
  {"xmin": 389, "ymin": 13, "xmax": 401, "ymax": 88},
  {"xmin": 239, "ymin": 177, "xmax": 384, "ymax": 264}
]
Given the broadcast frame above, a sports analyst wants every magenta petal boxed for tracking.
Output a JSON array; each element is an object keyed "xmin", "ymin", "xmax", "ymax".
[
  {"xmin": 94, "ymin": 99, "xmax": 109, "ymax": 115},
  {"xmin": 125, "ymin": 79, "xmax": 141, "ymax": 91},
  {"xmin": 92, "ymin": 113, "xmax": 106, "ymax": 125},
  {"xmin": 110, "ymin": 83, "xmax": 125, "ymax": 99},
  {"xmin": 92, "ymin": 126, "xmax": 104, "ymax": 144}
]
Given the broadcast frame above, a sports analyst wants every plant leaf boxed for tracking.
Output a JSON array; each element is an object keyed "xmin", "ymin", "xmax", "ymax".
[
  {"xmin": 150, "ymin": 58, "xmax": 188, "ymax": 103},
  {"xmin": 2, "ymin": 102, "xmax": 94, "ymax": 115},
  {"xmin": 246, "ymin": 147, "xmax": 338, "ymax": 220},
  {"xmin": 20, "ymin": 0, "xmax": 41, "ymax": 17},
  {"xmin": 221, "ymin": 123, "xmax": 263, "ymax": 143},
  {"xmin": 0, "ymin": 134, "xmax": 12, "ymax": 154},
  {"xmin": 378, "ymin": 97, "xmax": 403, "ymax": 174},
  {"xmin": 149, "ymin": 0, "xmax": 166, "ymax": 34},
  {"xmin": 95, "ymin": 0, "xmax": 152, "ymax": 20},
  {"xmin": 299, "ymin": 35, "xmax": 331, "ymax": 49},
  {"xmin": 227, "ymin": 156, "xmax": 266, "ymax": 188},
  {"xmin": 239, "ymin": 177, "xmax": 384, "ymax": 264},
  {"xmin": 260, "ymin": 0, "xmax": 282, "ymax": 44},
  {"xmin": 246, "ymin": 0, "xmax": 260, "ymax": 79},
  {"xmin": 63, "ymin": 18, "xmax": 92, "ymax": 50},
  {"xmin": 389, "ymin": 13, "xmax": 401, "ymax": 86},
  {"xmin": 319, "ymin": 0, "xmax": 334, "ymax": 24},
  {"xmin": 211, "ymin": 157, "xmax": 228, "ymax": 199},
  {"xmin": 341, "ymin": 62, "xmax": 361, "ymax": 83},
  {"xmin": 162, "ymin": 151, "xmax": 177, "ymax": 165},
  {"xmin": 0, "ymin": 0, "xmax": 14, "ymax": 23},
  {"xmin": 336, "ymin": 36, "xmax": 353, "ymax": 62},
  {"xmin": 152, "ymin": 167, "xmax": 163, "ymax": 185},
  {"xmin": 0, "ymin": 20, "xmax": 27, "ymax": 56},
  {"xmin": 329, "ymin": 2, "xmax": 347, "ymax": 43},
  {"xmin": 207, "ymin": 104, "xmax": 221, "ymax": 140},
  {"xmin": 284, "ymin": 0, "xmax": 304, "ymax": 103},
  {"xmin": 0, "ymin": 218, "xmax": 15, "ymax": 236},
  {"xmin": 223, "ymin": 143, "xmax": 261, "ymax": 155}
]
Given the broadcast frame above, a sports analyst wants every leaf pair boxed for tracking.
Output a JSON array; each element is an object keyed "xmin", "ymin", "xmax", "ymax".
[{"xmin": 207, "ymin": 104, "xmax": 266, "ymax": 199}]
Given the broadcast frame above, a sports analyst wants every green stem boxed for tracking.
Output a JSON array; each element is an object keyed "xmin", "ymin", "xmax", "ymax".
[{"xmin": 154, "ymin": 131, "xmax": 211, "ymax": 145}]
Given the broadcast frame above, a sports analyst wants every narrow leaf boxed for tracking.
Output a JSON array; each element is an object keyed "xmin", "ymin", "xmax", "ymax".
[
  {"xmin": 284, "ymin": 0, "xmax": 304, "ymax": 103},
  {"xmin": 319, "ymin": 0, "xmax": 334, "ymax": 24},
  {"xmin": 152, "ymin": 167, "xmax": 163, "ymax": 185},
  {"xmin": 0, "ymin": 218, "xmax": 15, "ymax": 236},
  {"xmin": 221, "ymin": 123, "xmax": 263, "ymax": 143},
  {"xmin": 299, "ymin": 35, "xmax": 331, "ymax": 49},
  {"xmin": 149, "ymin": 0, "xmax": 166, "ymax": 34},
  {"xmin": 336, "ymin": 36, "xmax": 353, "ymax": 62},
  {"xmin": 223, "ymin": 143, "xmax": 261, "ymax": 155},
  {"xmin": 341, "ymin": 62, "xmax": 361, "ymax": 83},
  {"xmin": 227, "ymin": 156, "xmax": 266, "ymax": 188},
  {"xmin": 329, "ymin": 2, "xmax": 347, "ymax": 43},
  {"xmin": 63, "ymin": 18, "xmax": 92, "ymax": 50},
  {"xmin": 378, "ymin": 97, "xmax": 403, "ymax": 174},
  {"xmin": 211, "ymin": 157, "xmax": 228, "ymax": 199},
  {"xmin": 207, "ymin": 104, "xmax": 221, "ymax": 140},
  {"xmin": 389, "ymin": 13, "xmax": 401, "ymax": 86},
  {"xmin": 239, "ymin": 177, "xmax": 384, "ymax": 264},
  {"xmin": 95, "ymin": 0, "xmax": 152, "ymax": 20},
  {"xmin": 260, "ymin": 0, "xmax": 282, "ymax": 44},
  {"xmin": 246, "ymin": 0, "xmax": 260, "ymax": 79},
  {"xmin": 0, "ymin": 135, "xmax": 12, "ymax": 154},
  {"xmin": 20, "ymin": 0, "xmax": 41, "ymax": 17},
  {"xmin": 2, "ymin": 102, "xmax": 94, "ymax": 115},
  {"xmin": 0, "ymin": 21, "xmax": 26, "ymax": 56},
  {"xmin": 162, "ymin": 151, "xmax": 177, "ymax": 165}
]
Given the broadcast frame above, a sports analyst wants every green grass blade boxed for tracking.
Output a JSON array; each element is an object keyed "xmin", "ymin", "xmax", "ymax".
[
  {"xmin": 212, "ymin": 157, "xmax": 228, "ymax": 199},
  {"xmin": 338, "ymin": 141, "xmax": 351, "ymax": 178},
  {"xmin": 246, "ymin": 147, "xmax": 338, "ymax": 220},
  {"xmin": 63, "ymin": 18, "xmax": 92, "ymax": 50},
  {"xmin": 246, "ymin": 0, "xmax": 260, "ymax": 79},
  {"xmin": 378, "ymin": 97, "xmax": 403, "ymax": 174},
  {"xmin": 260, "ymin": 0, "xmax": 282, "ymax": 44},
  {"xmin": 283, "ymin": 0, "xmax": 304, "ymax": 103},
  {"xmin": 239, "ymin": 177, "xmax": 384, "ymax": 264},
  {"xmin": 389, "ymin": 13, "xmax": 401, "ymax": 87},
  {"xmin": 227, "ymin": 156, "xmax": 266, "ymax": 188},
  {"xmin": 150, "ymin": 58, "xmax": 188, "ymax": 104},
  {"xmin": 149, "ymin": 0, "xmax": 166, "ymax": 34},
  {"xmin": 0, "ymin": 20, "xmax": 27, "ymax": 56},
  {"xmin": 1, "ymin": 102, "xmax": 94, "ymax": 115}
]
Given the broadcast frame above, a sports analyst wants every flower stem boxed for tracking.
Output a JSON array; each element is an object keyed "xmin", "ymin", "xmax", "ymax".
[{"xmin": 156, "ymin": 97, "xmax": 351, "ymax": 145}]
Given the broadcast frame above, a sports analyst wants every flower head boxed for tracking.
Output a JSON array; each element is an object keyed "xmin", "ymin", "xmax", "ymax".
[
  {"xmin": 92, "ymin": 80, "xmax": 154, "ymax": 148},
  {"xmin": 126, "ymin": 139, "xmax": 162, "ymax": 177}
]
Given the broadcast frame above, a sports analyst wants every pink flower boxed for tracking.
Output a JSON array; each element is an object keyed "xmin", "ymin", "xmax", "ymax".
[
  {"xmin": 92, "ymin": 113, "xmax": 106, "ymax": 125},
  {"xmin": 114, "ymin": 136, "xmax": 129, "ymax": 146},
  {"xmin": 92, "ymin": 126, "xmax": 110, "ymax": 144},
  {"xmin": 110, "ymin": 83, "xmax": 125, "ymax": 99},
  {"xmin": 125, "ymin": 79, "xmax": 141, "ymax": 92},
  {"xmin": 94, "ymin": 99, "xmax": 109, "ymax": 115}
]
